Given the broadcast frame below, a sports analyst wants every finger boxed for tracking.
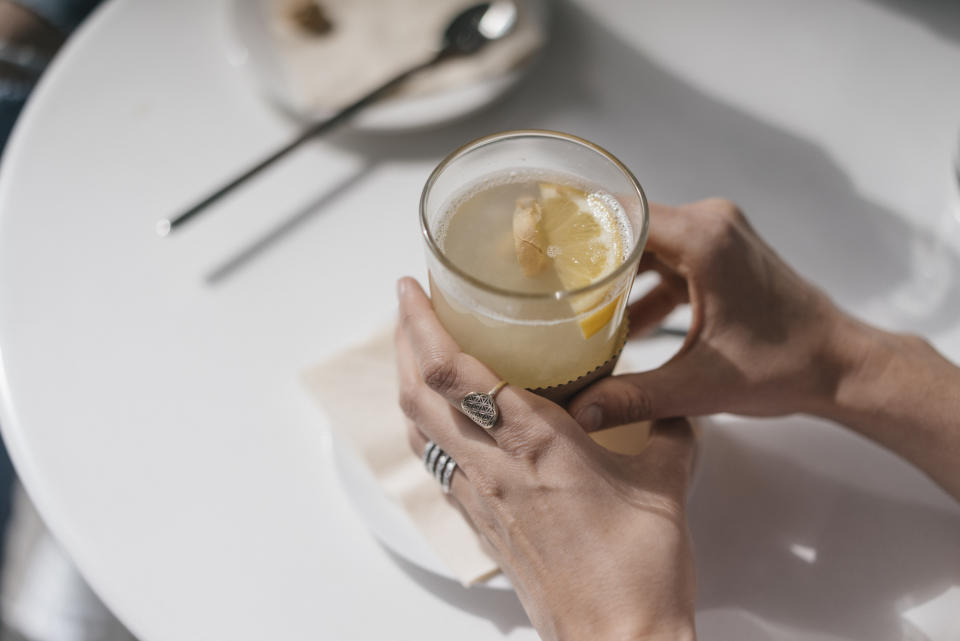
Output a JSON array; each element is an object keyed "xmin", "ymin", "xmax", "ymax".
[
  {"xmin": 396, "ymin": 325, "xmax": 499, "ymax": 468},
  {"xmin": 627, "ymin": 280, "xmax": 687, "ymax": 338},
  {"xmin": 638, "ymin": 417, "xmax": 696, "ymax": 492},
  {"xmin": 636, "ymin": 250, "xmax": 662, "ymax": 274},
  {"xmin": 396, "ymin": 278, "xmax": 464, "ymax": 369},
  {"xmin": 644, "ymin": 203, "xmax": 693, "ymax": 265},
  {"xmin": 405, "ymin": 420, "xmax": 497, "ymax": 537},
  {"xmin": 397, "ymin": 277, "xmax": 501, "ymax": 404},
  {"xmin": 397, "ymin": 277, "xmax": 560, "ymax": 448},
  {"xmin": 636, "ymin": 251, "xmax": 683, "ymax": 281},
  {"xmin": 567, "ymin": 355, "xmax": 712, "ymax": 432},
  {"xmin": 631, "ymin": 251, "xmax": 689, "ymax": 337}
]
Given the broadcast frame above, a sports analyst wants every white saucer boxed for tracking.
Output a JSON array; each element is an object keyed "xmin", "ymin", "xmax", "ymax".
[
  {"xmin": 330, "ymin": 411, "xmax": 707, "ymax": 590},
  {"xmin": 331, "ymin": 432, "xmax": 514, "ymax": 590},
  {"xmin": 224, "ymin": 0, "xmax": 548, "ymax": 132}
]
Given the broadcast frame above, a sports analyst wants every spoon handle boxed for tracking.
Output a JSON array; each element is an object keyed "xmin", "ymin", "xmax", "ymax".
[{"xmin": 158, "ymin": 50, "xmax": 446, "ymax": 236}]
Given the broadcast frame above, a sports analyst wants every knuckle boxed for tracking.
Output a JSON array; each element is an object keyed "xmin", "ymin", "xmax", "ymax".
[
  {"xmin": 421, "ymin": 353, "xmax": 459, "ymax": 395},
  {"xmin": 473, "ymin": 474, "xmax": 507, "ymax": 502},
  {"xmin": 501, "ymin": 427, "xmax": 555, "ymax": 466},
  {"xmin": 700, "ymin": 198, "xmax": 745, "ymax": 236},
  {"xmin": 689, "ymin": 201, "xmax": 748, "ymax": 264},
  {"xmin": 704, "ymin": 197, "xmax": 746, "ymax": 223},
  {"xmin": 627, "ymin": 387, "xmax": 654, "ymax": 420},
  {"xmin": 397, "ymin": 384, "xmax": 422, "ymax": 421}
]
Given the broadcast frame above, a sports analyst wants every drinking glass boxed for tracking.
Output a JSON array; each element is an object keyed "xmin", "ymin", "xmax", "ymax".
[{"xmin": 420, "ymin": 130, "xmax": 649, "ymax": 400}]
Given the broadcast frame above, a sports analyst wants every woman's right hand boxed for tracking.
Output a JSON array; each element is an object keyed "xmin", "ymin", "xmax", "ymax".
[
  {"xmin": 569, "ymin": 198, "xmax": 864, "ymax": 431},
  {"xmin": 570, "ymin": 198, "xmax": 960, "ymax": 499}
]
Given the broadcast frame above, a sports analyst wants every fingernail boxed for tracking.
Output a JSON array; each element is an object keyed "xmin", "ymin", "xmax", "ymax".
[
  {"xmin": 576, "ymin": 405, "xmax": 602, "ymax": 431},
  {"xmin": 396, "ymin": 278, "xmax": 408, "ymax": 298}
]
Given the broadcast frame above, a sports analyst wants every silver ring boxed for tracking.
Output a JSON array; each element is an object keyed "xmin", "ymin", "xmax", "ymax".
[
  {"xmin": 425, "ymin": 442, "xmax": 442, "ymax": 473},
  {"xmin": 433, "ymin": 452, "xmax": 450, "ymax": 477},
  {"xmin": 422, "ymin": 440, "xmax": 437, "ymax": 467},
  {"xmin": 460, "ymin": 380, "xmax": 507, "ymax": 429},
  {"xmin": 439, "ymin": 458, "xmax": 457, "ymax": 494},
  {"xmin": 420, "ymin": 440, "xmax": 459, "ymax": 494}
]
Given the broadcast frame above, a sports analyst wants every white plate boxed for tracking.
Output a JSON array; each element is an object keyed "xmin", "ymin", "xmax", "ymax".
[
  {"xmin": 330, "ymin": 365, "xmax": 708, "ymax": 591},
  {"xmin": 224, "ymin": 0, "xmax": 549, "ymax": 131},
  {"xmin": 331, "ymin": 432, "xmax": 514, "ymax": 590}
]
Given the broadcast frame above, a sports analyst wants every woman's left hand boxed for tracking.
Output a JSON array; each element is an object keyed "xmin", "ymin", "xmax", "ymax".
[{"xmin": 396, "ymin": 277, "xmax": 697, "ymax": 641}]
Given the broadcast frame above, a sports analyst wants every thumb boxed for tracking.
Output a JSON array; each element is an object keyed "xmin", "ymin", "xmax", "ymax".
[{"xmin": 568, "ymin": 355, "xmax": 701, "ymax": 432}]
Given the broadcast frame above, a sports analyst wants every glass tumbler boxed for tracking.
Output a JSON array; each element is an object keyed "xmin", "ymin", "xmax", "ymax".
[{"xmin": 420, "ymin": 130, "xmax": 649, "ymax": 400}]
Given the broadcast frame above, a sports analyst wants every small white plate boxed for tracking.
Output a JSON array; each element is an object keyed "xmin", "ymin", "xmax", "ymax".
[
  {"xmin": 331, "ymin": 408, "xmax": 708, "ymax": 589},
  {"xmin": 224, "ymin": 0, "xmax": 548, "ymax": 132},
  {"xmin": 331, "ymin": 432, "xmax": 514, "ymax": 590}
]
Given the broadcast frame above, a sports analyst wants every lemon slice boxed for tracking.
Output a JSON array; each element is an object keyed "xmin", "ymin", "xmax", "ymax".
[
  {"xmin": 538, "ymin": 183, "xmax": 622, "ymax": 288},
  {"xmin": 575, "ymin": 293, "xmax": 624, "ymax": 339},
  {"xmin": 538, "ymin": 183, "xmax": 625, "ymax": 338}
]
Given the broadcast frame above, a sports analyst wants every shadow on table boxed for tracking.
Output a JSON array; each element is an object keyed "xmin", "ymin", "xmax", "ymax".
[
  {"xmin": 690, "ymin": 420, "xmax": 960, "ymax": 640},
  {"xmin": 204, "ymin": 159, "xmax": 381, "ymax": 284},
  {"xmin": 329, "ymin": 0, "xmax": 960, "ymax": 334},
  {"xmin": 380, "ymin": 545, "xmax": 532, "ymax": 635},
  {"xmin": 864, "ymin": 0, "xmax": 960, "ymax": 44},
  {"xmin": 211, "ymin": 0, "xmax": 960, "ymax": 336}
]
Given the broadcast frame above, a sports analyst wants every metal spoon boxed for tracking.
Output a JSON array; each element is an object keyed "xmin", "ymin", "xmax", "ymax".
[{"xmin": 157, "ymin": 1, "xmax": 519, "ymax": 236}]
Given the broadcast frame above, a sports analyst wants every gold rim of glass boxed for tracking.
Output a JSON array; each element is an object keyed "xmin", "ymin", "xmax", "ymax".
[{"xmin": 419, "ymin": 129, "xmax": 651, "ymax": 301}]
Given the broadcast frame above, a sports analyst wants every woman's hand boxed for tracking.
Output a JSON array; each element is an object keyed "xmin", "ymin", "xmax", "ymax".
[
  {"xmin": 568, "ymin": 197, "xmax": 960, "ymax": 499},
  {"xmin": 396, "ymin": 278, "xmax": 696, "ymax": 641},
  {"xmin": 569, "ymin": 198, "xmax": 860, "ymax": 431}
]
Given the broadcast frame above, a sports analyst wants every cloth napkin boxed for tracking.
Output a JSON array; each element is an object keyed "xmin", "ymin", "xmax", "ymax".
[
  {"xmin": 303, "ymin": 327, "xmax": 655, "ymax": 586},
  {"xmin": 268, "ymin": 0, "xmax": 545, "ymax": 113}
]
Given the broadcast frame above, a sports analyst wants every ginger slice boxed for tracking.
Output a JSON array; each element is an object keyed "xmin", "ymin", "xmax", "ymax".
[{"xmin": 513, "ymin": 197, "xmax": 549, "ymax": 276}]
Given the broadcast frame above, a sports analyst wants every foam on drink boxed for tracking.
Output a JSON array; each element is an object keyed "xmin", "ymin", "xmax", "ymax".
[{"xmin": 435, "ymin": 169, "xmax": 630, "ymax": 296}]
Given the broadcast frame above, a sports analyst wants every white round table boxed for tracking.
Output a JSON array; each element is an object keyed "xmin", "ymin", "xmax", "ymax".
[{"xmin": 2, "ymin": 1, "xmax": 959, "ymax": 639}]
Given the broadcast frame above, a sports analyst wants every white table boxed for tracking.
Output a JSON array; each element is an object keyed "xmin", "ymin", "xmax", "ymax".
[{"xmin": 1, "ymin": 1, "xmax": 959, "ymax": 639}]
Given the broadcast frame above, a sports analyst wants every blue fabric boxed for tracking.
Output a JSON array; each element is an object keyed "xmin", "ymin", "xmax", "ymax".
[
  {"xmin": 0, "ymin": 95, "xmax": 27, "ymax": 155},
  {"xmin": 0, "ymin": 437, "xmax": 13, "ymax": 562},
  {"xmin": 13, "ymin": 0, "xmax": 101, "ymax": 33},
  {"xmin": 0, "ymin": 74, "xmax": 35, "ymax": 153}
]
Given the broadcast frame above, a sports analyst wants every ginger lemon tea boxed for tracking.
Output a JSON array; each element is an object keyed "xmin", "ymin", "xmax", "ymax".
[
  {"xmin": 421, "ymin": 131, "xmax": 649, "ymax": 397},
  {"xmin": 433, "ymin": 175, "xmax": 632, "ymax": 388}
]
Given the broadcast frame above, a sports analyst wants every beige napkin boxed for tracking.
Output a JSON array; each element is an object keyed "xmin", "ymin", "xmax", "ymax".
[
  {"xmin": 303, "ymin": 327, "xmax": 656, "ymax": 586},
  {"xmin": 304, "ymin": 329, "xmax": 498, "ymax": 585},
  {"xmin": 268, "ymin": 0, "xmax": 545, "ymax": 113}
]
